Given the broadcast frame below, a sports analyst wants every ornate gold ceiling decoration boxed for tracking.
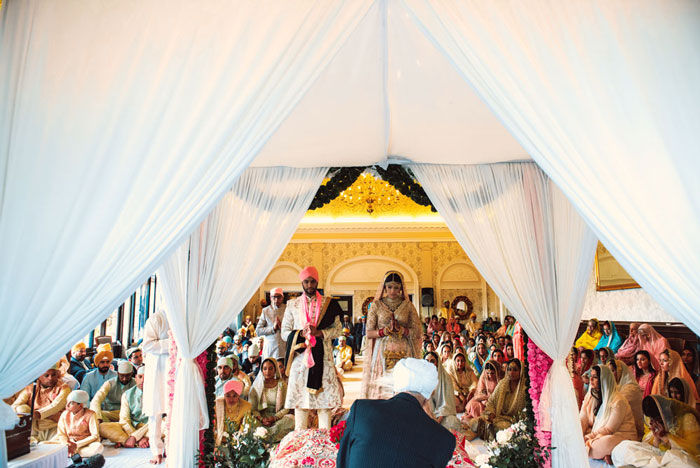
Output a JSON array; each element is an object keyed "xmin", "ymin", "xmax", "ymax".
[{"xmin": 306, "ymin": 172, "xmax": 435, "ymax": 218}]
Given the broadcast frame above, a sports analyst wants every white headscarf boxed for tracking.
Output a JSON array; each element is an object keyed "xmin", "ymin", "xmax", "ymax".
[{"xmin": 249, "ymin": 357, "xmax": 284, "ymax": 412}]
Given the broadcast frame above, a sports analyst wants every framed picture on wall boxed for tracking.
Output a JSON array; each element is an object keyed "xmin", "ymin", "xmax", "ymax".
[{"xmin": 594, "ymin": 242, "xmax": 641, "ymax": 291}]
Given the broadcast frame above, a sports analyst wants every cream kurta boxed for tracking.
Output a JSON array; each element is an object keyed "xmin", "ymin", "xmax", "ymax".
[
  {"xmin": 142, "ymin": 312, "xmax": 170, "ymax": 415},
  {"xmin": 55, "ymin": 408, "xmax": 103, "ymax": 456},
  {"xmin": 282, "ymin": 295, "xmax": 342, "ymax": 410}
]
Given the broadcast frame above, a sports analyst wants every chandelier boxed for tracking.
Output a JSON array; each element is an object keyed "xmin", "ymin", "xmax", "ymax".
[{"xmin": 339, "ymin": 172, "xmax": 401, "ymax": 214}]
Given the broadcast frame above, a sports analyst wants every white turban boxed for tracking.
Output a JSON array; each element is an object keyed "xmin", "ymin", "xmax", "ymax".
[
  {"xmin": 217, "ymin": 357, "xmax": 233, "ymax": 368},
  {"xmin": 456, "ymin": 301, "xmax": 466, "ymax": 311},
  {"xmin": 393, "ymin": 358, "xmax": 438, "ymax": 399},
  {"xmin": 248, "ymin": 343, "xmax": 260, "ymax": 357},
  {"xmin": 67, "ymin": 390, "xmax": 89, "ymax": 406},
  {"xmin": 118, "ymin": 361, "xmax": 134, "ymax": 374},
  {"xmin": 137, "ymin": 366, "xmax": 145, "ymax": 376}
]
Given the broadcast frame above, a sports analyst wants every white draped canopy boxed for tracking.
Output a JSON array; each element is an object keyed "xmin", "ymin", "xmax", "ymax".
[{"xmin": 1, "ymin": 1, "xmax": 698, "ymax": 467}]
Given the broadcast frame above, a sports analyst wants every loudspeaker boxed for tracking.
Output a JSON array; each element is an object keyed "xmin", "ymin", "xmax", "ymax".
[{"xmin": 421, "ymin": 288, "xmax": 434, "ymax": 307}]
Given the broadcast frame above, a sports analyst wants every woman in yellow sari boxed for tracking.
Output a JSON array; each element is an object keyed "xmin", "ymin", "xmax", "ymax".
[
  {"xmin": 611, "ymin": 395, "xmax": 700, "ymax": 467},
  {"xmin": 575, "ymin": 318, "xmax": 603, "ymax": 350},
  {"xmin": 476, "ymin": 358, "xmax": 527, "ymax": 441}
]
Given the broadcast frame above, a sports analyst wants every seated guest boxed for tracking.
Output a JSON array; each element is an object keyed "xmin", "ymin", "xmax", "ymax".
[
  {"xmin": 68, "ymin": 342, "xmax": 91, "ymax": 384},
  {"xmin": 126, "ymin": 347, "xmax": 144, "ymax": 371},
  {"xmin": 483, "ymin": 317, "xmax": 498, "ymax": 334},
  {"xmin": 216, "ymin": 339, "xmax": 230, "ymax": 359},
  {"xmin": 668, "ymin": 377, "xmax": 697, "ymax": 408},
  {"xmin": 594, "ymin": 321, "xmax": 622, "ymax": 354},
  {"xmin": 505, "ymin": 343, "xmax": 514, "ymax": 361},
  {"xmin": 681, "ymin": 346, "xmax": 699, "ymax": 383},
  {"xmin": 568, "ymin": 348, "xmax": 585, "ymax": 409},
  {"xmin": 611, "ymin": 395, "xmax": 700, "ymax": 467},
  {"xmin": 597, "ymin": 347, "xmax": 614, "ymax": 366},
  {"xmin": 12, "ymin": 361, "xmax": 71, "ymax": 443},
  {"xmin": 335, "ymin": 336, "xmax": 354, "ymax": 374},
  {"xmin": 607, "ymin": 359, "xmax": 645, "ymax": 439},
  {"xmin": 59, "ymin": 356, "xmax": 80, "ymax": 390},
  {"xmin": 616, "ymin": 322, "xmax": 641, "ymax": 365},
  {"xmin": 248, "ymin": 358, "xmax": 294, "ymax": 443},
  {"xmin": 445, "ymin": 350, "xmax": 477, "ymax": 413},
  {"xmin": 638, "ymin": 323, "xmax": 670, "ymax": 370},
  {"xmin": 81, "ymin": 344, "xmax": 117, "ymax": 401},
  {"xmin": 575, "ymin": 318, "xmax": 603, "ymax": 351},
  {"xmin": 580, "ymin": 365, "xmax": 638, "ymax": 465},
  {"xmin": 239, "ymin": 316, "xmax": 256, "ymax": 341},
  {"xmin": 437, "ymin": 317, "xmax": 447, "ymax": 332},
  {"xmin": 439, "ymin": 342, "xmax": 454, "ymax": 367},
  {"xmin": 214, "ymin": 379, "xmax": 252, "ymax": 445},
  {"xmin": 422, "ymin": 352, "xmax": 461, "ymax": 432},
  {"xmin": 464, "ymin": 360, "xmax": 503, "ymax": 419},
  {"xmin": 337, "ymin": 358, "xmax": 456, "ymax": 468},
  {"xmin": 54, "ymin": 390, "xmax": 104, "ymax": 457},
  {"xmin": 578, "ymin": 349, "xmax": 595, "ymax": 393},
  {"xmin": 90, "ymin": 361, "xmax": 136, "ymax": 446},
  {"xmin": 653, "ymin": 349, "xmax": 700, "ymax": 404},
  {"xmin": 230, "ymin": 355, "xmax": 252, "ymax": 399},
  {"xmin": 465, "ymin": 312, "xmax": 479, "ymax": 337},
  {"xmin": 474, "ymin": 358, "xmax": 527, "ymax": 441},
  {"xmin": 242, "ymin": 341, "xmax": 262, "ymax": 379},
  {"xmin": 634, "ymin": 350, "xmax": 658, "ymax": 397},
  {"xmin": 231, "ymin": 335, "xmax": 248, "ymax": 362},
  {"xmin": 119, "ymin": 367, "xmax": 152, "ymax": 448},
  {"xmin": 215, "ymin": 356, "xmax": 237, "ymax": 397},
  {"xmin": 470, "ymin": 341, "xmax": 489, "ymax": 376}
]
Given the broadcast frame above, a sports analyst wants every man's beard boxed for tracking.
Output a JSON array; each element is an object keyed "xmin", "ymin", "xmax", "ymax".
[
  {"xmin": 303, "ymin": 285, "xmax": 317, "ymax": 297},
  {"xmin": 98, "ymin": 366, "xmax": 110, "ymax": 374}
]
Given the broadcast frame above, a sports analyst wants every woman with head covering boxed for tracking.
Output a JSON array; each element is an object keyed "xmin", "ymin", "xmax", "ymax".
[
  {"xmin": 578, "ymin": 349, "xmax": 595, "ymax": 394},
  {"xmin": 596, "ymin": 346, "xmax": 615, "ymax": 366},
  {"xmin": 637, "ymin": 324, "xmax": 671, "ymax": 370},
  {"xmin": 681, "ymin": 346, "xmax": 700, "ymax": 383},
  {"xmin": 595, "ymin": 321, "xmax": 623, "ymax": 353},
  {"xmin": 422, "ymin": 351, "xmax": 461, "ymax": 432},
  {"xmin": 652, "ymin": 349, "xmax": 700, "ymax": 405},
  {"xmin": 438, "ymin": 341, "xmax": 454, "ymax": 368},
  {"xmin": 568, "ymin": 347, "xmax": 585, "ymax": 409},
  {"xmin": 446, "ymin": 316, "xmax": 458, "ymax": 334},
  {"xmin": 616, "ymin": 322, "xmax": 642, "ymax": 365},
  {"xmin": 580, "ymin": 365, "xmax": 638, "ymax": 464},
  {"xmin": 464, "ymin": 360, "xmax": 503, "ymax": 419},
  {"xmin": 611, "ymin": 395, "xmax": 700, "ymax": 467},
  {"xmin": 607, "ymin": 359, "xmax": 645, "ymax": 439},
  {"xmin": 575, "ymin": 318, "xmax": 603, "ymax": 350},
  {"xmin": 427, "ymin": 315, "xmax": 440, "ymax": 335},
  {"xmin": 634, "ymin": 350, "xmax": 658, "ymax": 398},
  {"xmin": 469, "ymin": 340, "xmax": 489, "ymax": 376},
  {"xmin": 445, "ymin": 350, "xmax": 478, "ymax": 413},
  {"xmin": 668, "ymin": 377, "xmax": 697, "ymax": 409},
  {"xmin": 248, "ymin": 357, "xmax": 294, "ymax": 443},
  {"xmin": 475, "ymin": 358, "xmax": 528, "ymax": 441},
  {"xmin": 215, "ymin": 379, "xmax": 252, "ymax": 445},
  {"xmin": 361, "ymin": 271, "xmax": 422, "ymax": 400}
]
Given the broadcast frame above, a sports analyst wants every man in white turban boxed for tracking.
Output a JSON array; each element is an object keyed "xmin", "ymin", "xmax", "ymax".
[{"xmin": 337, "ymin": 358, "xmax": 456, "ymax": 468}]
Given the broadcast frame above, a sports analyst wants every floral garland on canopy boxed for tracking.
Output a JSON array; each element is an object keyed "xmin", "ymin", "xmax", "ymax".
[
  {"xmin": 527, "ymin": 338, "xmax": 553, "ymax": 468},
  {"xmin": 197, "ymin": 342, "xmax": 217, "ymax": 466}
]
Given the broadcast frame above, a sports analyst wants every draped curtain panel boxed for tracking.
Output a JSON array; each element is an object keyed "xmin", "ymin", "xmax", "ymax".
[
  {"xmin": 157, "ymin": 166, "xmax": 327, "ymax": 468},
  {"xmin": 403, "ymin": 0, "xmax": 700, "ymax": 335},
  {"xmin": 0, "ymin": 0, "xmax": 370, "ymax": 422},
  {"xmin": 411, "ymin": 163, "xmax": 597, "ymax": 468}
]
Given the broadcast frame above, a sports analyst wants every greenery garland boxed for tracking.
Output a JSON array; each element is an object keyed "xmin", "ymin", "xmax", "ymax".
[
  {"xmin": 373, "ymin": 165, "xmax": 436, "ymax": 212},
  {"xmin": 308, "ymin": 165, "xmax": 436, "ymax": 212},
  {"xmin": 199, "ymin": 341, "xmax": 217, "ymax": 466},
  {"xmin": 308, "ymin": 167, "xmax": 365, "ymax": 210}
]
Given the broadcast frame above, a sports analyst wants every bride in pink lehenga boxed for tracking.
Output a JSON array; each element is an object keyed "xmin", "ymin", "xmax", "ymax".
[{"xmin": 360, "ymin": 271, "xmax": 422, "ymax": 399}]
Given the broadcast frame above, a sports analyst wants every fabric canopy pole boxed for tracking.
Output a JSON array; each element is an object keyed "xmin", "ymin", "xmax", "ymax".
[
  {"xmin": 411, "ymin": 163, "xmax": 597, "ymax": 468},
  {"xmin": 403, "ymin": 0, "xmax": 700, "ymax": 334},
  {"xmin": 158, "ymin": 166, "xmax": 327, "ymax": 468},
  {"xmin": 0, "ymin": 0, "xmax": 371, "ymax": 435}
]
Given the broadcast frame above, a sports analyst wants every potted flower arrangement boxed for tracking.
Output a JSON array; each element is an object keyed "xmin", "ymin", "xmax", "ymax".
[
  {"xmin": 473, "ymin": 415, "xmax": 551, "ymax": 468},
  {"xmin": 198, "ymin": 414, "xmax": 271, "ymax": 468}
]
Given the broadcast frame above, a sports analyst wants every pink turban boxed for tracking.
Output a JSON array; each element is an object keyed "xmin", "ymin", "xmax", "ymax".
[
  {"xmin": 223, "ymin": 379, "xmax": 243, "ymax": 396},
  {"xmin": 299, "ymin": 266, "xmax": 319, "ymax": 282},
  {"xmin": 270, "ymin": 287, "xmax": 283, "ymax": 296}
]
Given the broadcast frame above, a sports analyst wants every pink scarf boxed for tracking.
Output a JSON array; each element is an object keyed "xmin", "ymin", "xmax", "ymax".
[{"xmin": 303, "ymin": 292, "xmax": 322, "ymax": 368}]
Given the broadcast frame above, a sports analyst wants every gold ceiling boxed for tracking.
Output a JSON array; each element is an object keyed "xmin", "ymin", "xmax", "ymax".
[{"xmin": 306, "ymin": 172, "xmax": 435, "ymax": 219}]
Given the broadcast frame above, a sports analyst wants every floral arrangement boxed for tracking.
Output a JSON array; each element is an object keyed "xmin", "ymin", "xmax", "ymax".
[
  {"xmin": 526, "ymin": 338, "xmax": 553, "ymax": 468},
  {"xmin": 329, "ymin": 420, "xmax": 347, "ymax": 449},
  {"xmin": 473, "ymin": 416, "xmax": 550, "ymax": 468},
  {"xmin": 199, "ymin": 414, "xmax": 271, "ymax": 468},
  {"xmin": 166, "ymin": 330, "xmax": 179, "ymax": 448}
]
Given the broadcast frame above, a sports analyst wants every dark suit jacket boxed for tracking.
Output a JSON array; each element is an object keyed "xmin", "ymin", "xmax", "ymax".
[
  {"xmin": 337, "ymin": 393, "xmax": 456, "ymax": 468},
  {"xmin": 68, "ymin": 357, "xmax": 91, "ymax": 384}
]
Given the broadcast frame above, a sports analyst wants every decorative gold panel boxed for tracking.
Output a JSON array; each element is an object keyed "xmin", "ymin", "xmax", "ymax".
[{"xmin": 595, "ymin": 242, "xmax": 640, "ymax": 291}]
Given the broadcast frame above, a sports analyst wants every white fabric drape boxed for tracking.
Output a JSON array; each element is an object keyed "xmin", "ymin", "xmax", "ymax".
[
  {"xmin": 0, "ymin": 0, "xmax": 370, "ymax": 424},
  {"xmin": 411, "ymin": 163, "xmax": 597, "ymax": 468},
  {"xmin": 157, "ymin": 166, "xmax": 326, "ymax": 468},
  {"xmin": 402, "ymin": 0, "xmax": 700, "ymax": 334}
]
